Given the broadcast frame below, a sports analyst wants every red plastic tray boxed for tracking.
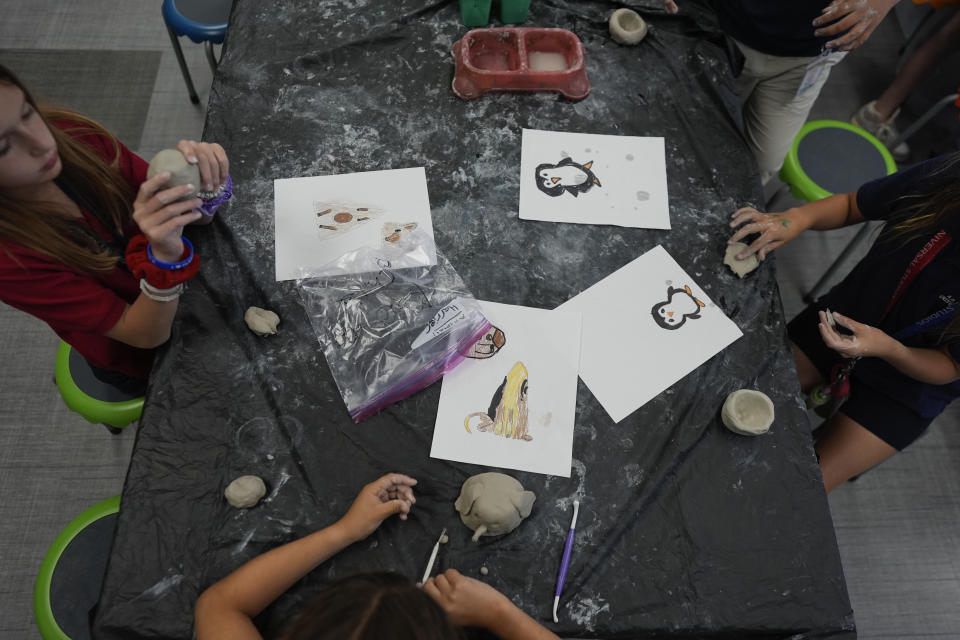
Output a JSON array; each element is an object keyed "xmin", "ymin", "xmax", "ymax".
[{"xmin": 451, "ymin": 28, "xmax": 590, "ymax": 101}]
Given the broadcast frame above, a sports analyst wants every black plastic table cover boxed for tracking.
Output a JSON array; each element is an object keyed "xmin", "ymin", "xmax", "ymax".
[{"xmin": 93, "ymin": 1, "xmax": 855, "ymax": 638}]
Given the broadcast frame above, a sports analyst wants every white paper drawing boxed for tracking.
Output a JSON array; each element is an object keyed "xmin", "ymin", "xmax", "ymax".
[
  {"xmin": 273, "ymin": 167, "xmax": 436, "ymax": 281},
  {"xmin": 314, "ymin": 202, "xmax": 383, "ymax": 240},
  {"xmin": 519, "ymin": 128, "xmax": 671, "ymax": 230},
  {"xmin": 431, "ymin": 301, "xmax": 581, "ymax": 477},
  {"xmin": 555, "ymin": 245, "xmax": 742, "ymax": 423}
]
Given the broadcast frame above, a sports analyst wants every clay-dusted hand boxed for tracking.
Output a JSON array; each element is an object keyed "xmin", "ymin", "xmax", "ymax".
[
  {"xmin": 660, "ymin": 0, "xmax": 679, "ymax": 13},
  {"xmin": 812, "ymin": 0, "xmax": 899, "ymax": 51},
  {"xmin": 175, "ymin": 139, "xmax": 229, "ymax": 194},
  {"xmin": 334, "ymin": 473, "xmax": 417, "ymax": 542},
  {"xmin": 728, "ymin": 206, "xmax": 805, "ymax": 260},
  {"xmin": 423, "ymin": 568, "xmax": 512, "ymax": 629},
  {"xmin": 818, "ymin": 310, "xmax": 891, "ymax": 358},
  {"xmin": 132, "ymin": 172, "xmax": 202, "ymax": 262}
]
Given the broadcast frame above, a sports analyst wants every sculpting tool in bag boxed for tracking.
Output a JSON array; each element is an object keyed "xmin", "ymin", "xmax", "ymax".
[
  {"xmin": 420, "ymin": 527, "xmax": 447, "ymax": 585},
  {"xmin": 552, "ymin": 500, "xmax": 580, "ymax": 622}
]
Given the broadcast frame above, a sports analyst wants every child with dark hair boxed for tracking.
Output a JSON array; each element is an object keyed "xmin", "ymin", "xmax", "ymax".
[
  {"xmin": 195, "ymin": 473, "xmax": 560, "ymax": 640},
  {"xmin": 728, "ymin": 153, "xmax": 960, "ymax": 492}
]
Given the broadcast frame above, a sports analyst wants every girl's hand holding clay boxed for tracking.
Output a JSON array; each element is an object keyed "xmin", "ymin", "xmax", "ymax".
[
  {"xmin": 132, "ymin": 172, "xmax": 202, "ymax": 262},
  {"xmin": 423, "ymin": 568, "xmax": 512, "ymax": 629},
  {"xmin": 333, "ymin": 473, "xmax": 417, "ymax": 543},
  {"xmin": 728, "ymin": 206, "xmax": 806, "ymax": 260},
  {"xmin": 818, "ymin": 310, "xmax": 891, "ymax": 358},
  {"xmin": 175, "ymin": 139, "xmax": 229, "ymax": 194}
]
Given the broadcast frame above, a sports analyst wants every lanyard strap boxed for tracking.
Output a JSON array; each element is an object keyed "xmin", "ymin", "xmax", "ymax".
[
  {"xmin": 882, "ymin": 229, "xmax": 952, "ymax": 322},
  {"xmin": 893, "ymin": 305, "xmax": 956, "ymax": 341}
]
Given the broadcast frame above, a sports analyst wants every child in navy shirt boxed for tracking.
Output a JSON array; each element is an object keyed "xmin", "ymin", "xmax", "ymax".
[{"xmin": 729, "ymin": 154, "xmax": 960, "ymax": 492}]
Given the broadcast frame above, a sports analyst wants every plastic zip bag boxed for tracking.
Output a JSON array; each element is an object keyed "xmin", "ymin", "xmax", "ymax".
[{"xmin": 297, "ymin": 232, "xmax": 491, "ymax": 423}]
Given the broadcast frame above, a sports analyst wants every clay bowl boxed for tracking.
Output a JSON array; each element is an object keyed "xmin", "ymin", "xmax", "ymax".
[
  {"xmin": 609, "ymin": 8, "xmax": 648, "ymax": 45},
  {"xmin": 721, "ymin": 389, "xmax": 774, "ymax": 436}
]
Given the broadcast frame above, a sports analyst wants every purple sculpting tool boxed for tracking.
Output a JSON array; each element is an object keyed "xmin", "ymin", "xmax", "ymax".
[{"xmin": 552, "ymin": 500, "xmax": 580, "ymax": 623}]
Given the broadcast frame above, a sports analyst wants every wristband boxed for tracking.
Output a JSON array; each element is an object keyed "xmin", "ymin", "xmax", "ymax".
[
  {"xmin": 147, "ymin": 237, "xmax": 194, "ymax": 270},
  {"xmin": 140, "ymin": 279, "xmax": 184, "ymax": 302},
  {"xmin": 126, "ymin": 234, "xmax": 200, "ymax": 289}
]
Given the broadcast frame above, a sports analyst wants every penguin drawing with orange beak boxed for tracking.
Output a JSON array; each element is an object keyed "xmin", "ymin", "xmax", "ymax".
[
  {"xmin": 651, "ymin": 285, "xmax": 706, "ymax": 330},
  {"xmin": 535, "ymin": 157, "xmax": 601, "ymax": 197}
]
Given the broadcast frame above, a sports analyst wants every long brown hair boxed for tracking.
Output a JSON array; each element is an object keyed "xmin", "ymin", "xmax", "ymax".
[
  {"xmin": 0, "ymin": 64, "xmax": 136, "ymax": 273},
  {"xmin": 884, "ymin": 152, "xmax": 960, "ymax": 243},
  {"xmin": 281, "ymin": 572, "xmax": 463, "ymax": 640},
  {"xmin": 879, "ymin": 152, "xmax": 960, "ymax": 342}
]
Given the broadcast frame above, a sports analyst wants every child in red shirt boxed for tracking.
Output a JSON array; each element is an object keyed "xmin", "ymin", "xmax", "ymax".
[{"xmin": 0, "ymin": 64, "xmax": 230, "ymax": 387}]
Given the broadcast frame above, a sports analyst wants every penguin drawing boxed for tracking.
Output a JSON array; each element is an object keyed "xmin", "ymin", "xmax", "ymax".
[
  {"xmin": 534, "ymin": 157, "xmax": 602, "ymax": 198},
  {"xmin": 651, "ymin": 285, "xmax": 706, "ymax": 330}
]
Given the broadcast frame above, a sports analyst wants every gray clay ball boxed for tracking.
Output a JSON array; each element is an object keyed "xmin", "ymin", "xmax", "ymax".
[
  {"xmin": 244, "ymin": 306, "xmax": 281, "ymax": 336},
  {"xmin": 147, "ymin": 149, "xmax": 199, "ymax": 202},
  {"xmin": 480, "ymin": 566, "xmax": 489, "ymax": 576},
  {"xmin": 609, "ymin": 9, "xmax": 648, "ymax": 45},
  {"xmin": 224, "ymin": 475, "xmax": 267, "ymax": 508}
]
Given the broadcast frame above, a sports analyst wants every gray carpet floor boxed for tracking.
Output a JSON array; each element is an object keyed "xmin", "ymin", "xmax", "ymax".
[
  {"xmin": 0, "ymin": 2, "xmax": 958, "ymax": 639},
  {"xmin": 0, "ymin": 49, "xmax": 161, "ymax": 149}
]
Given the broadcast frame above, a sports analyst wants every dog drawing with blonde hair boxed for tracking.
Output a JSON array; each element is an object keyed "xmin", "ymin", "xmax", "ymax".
[{"xmin": 464, "ymin": 361, "xmax": 532, "ymax": 441}]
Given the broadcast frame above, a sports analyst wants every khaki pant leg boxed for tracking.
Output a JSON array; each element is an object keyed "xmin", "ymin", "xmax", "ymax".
[{"xmin": 733, "ymin": 39, "xmax": 846, "ymax": 184}]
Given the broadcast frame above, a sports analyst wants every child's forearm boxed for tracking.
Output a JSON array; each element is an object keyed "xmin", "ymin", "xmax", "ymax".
[
  {"xmin": 105, "ymin": 296, "xmax": 180, "ymax": 349},
  {"xmin": 487, "ymin": 600, "xmax": 562, "ymax": 640},
  {"xmin": 195, "ymin": 522, "xmax": 355, "ymax": 640},
  {"xmin": 878, "ymin": 339, "xmax": 960, "ymax": 385},
  {"xmin": 792, "ymin": 192, "xmax": 863, "ymax": 231}
]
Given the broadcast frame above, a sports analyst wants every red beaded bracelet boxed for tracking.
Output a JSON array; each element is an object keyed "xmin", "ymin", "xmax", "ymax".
[{"xmin": 125, "ymin": 235, "xmax": 200, "ymax": 288}]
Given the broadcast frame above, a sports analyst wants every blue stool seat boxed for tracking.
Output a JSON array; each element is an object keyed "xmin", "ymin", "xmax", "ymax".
[
  {"xmin": 162, "ymin": 0, "xmax": 230, "ymax": 43},
  {"xmin": 162, "ymin": 0, "xmax": 233, "ymax": 104}
]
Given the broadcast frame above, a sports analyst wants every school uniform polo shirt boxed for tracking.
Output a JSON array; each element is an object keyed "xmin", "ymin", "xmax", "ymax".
[
  {"xmin": 711, "ymin": 0, "xmax": 835, "ymax": 57},
  {"xmin": 823, "ymin": 154, "xmax": 960, "ymax": 418},
  {"xmin": 0, "ymin": 118, "xmax": 153, "ymax": 379}
]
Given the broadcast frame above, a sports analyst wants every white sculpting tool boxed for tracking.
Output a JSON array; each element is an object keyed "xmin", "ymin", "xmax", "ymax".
[
  {"xmin": 420, "ymin": 527, "xmax": 447, "ymax": 585},
  {"xmin": 552, "ymin": 500, "xmax": 580, "ymax": 623}
]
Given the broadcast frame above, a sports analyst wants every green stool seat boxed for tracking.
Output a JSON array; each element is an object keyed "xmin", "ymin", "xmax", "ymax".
[
  {"xmin": 34, "ymin": 496, "xmax": 121, "ymax": 640},
  {"xmin": 779, "ymin": 120, "xmax": 897, "ymax": 302},
  {"xmin": 54, "ymin": 342, "xmax": 144, "ymax": 428},
  {"xmin": 780, "ymin": 120, "xmax": 897, "ymax": 202}
]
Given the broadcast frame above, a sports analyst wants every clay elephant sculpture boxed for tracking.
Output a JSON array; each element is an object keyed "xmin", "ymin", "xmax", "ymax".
[{"xmin": 454, "ymin": 472, "xmax": 536, "ymax": 542}]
